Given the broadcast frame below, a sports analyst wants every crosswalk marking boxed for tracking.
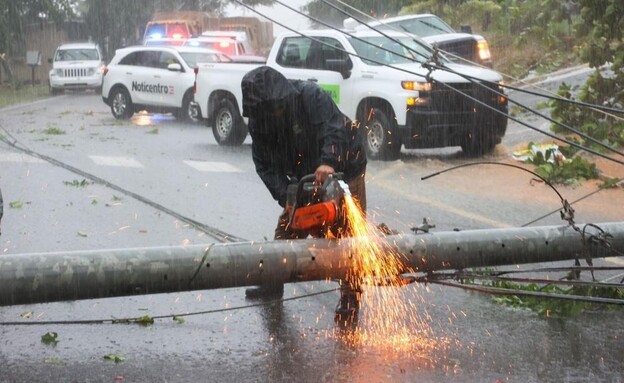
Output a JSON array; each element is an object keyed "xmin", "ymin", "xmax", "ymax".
[
  {"xmin": 183, "ymin": 160, "xmax": 243, "ymax": 173},
  {"xmin": 89, "ymin": 155, "xmax": 144, "ymax": 168},
  {"xmin": 1, "ymin": 153, "xmax": 244, "ymax": 173},
  {"xmin": 0, "ymin": 152, "xmax": 46, "ymax": 163}
]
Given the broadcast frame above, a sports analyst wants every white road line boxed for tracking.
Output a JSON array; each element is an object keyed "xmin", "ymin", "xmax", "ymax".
[
  {"xmin": 0, "ymin": 152, "xmax": 46, "ymax": 163},
  {"xmin": 377, "ymin": 181, "xmax": 513, "ymax": 228},
  {"xmin": 89, "ymin": 155, "xmax": 144, "ymax": 168},
  {"xmin": 371, "ymin": 163, "xmax": 513, "ymax": 228},
  {"xmin": 183, "ymin": 160, "xmax": 243, "ymax": 173},
  {"xmin": 605, "ymin": 257, "xmax": 624, "ymax": 266}
]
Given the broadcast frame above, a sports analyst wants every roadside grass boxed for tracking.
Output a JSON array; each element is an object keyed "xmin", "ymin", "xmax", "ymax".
[{"xmin": 0, "ymin": 83, "xmax": 50, "ymax": 108}]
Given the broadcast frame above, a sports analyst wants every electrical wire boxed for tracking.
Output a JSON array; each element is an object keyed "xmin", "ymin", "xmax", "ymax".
[
  {"xmin": 420, "ymin": 160, "xmax": 624, "ymax": 231},
  {"xmin": 421, "ymin": 161, "xmax": 566, "ymax": 203},
  {"xmin": 330, "ymin": 0, "xmax": 624, "ymax": 118},
  {"xmin": 464, "ymin": 275, "xmax": 624, "ymax": 290},
  {"xmin": 501, "ymin": 78, "xmax": 624, "ymax": 116},
  {"xmin": 253, "ymin": 0, "xmax": 624, "ymax": 166},
  {"xmin": 294, "ymin": 2, "xmax": 624, "ymax": 226},
  {"xmin": 0, "ymin": 287, "xmax": 340, "ymax": 326},
  {"xmin": 521, "ymin": 183, "xmax": 619, "ymax": 227},
  {"xmin": 3, "ymin": 1, "xmax": 622, "ymax": 318},
  {"xmin": 431, "ymin": 279, "xmax": 624, "ymax": 306},
  {"xmin": 232, "ymin": 0, "xmax": 535, "ymax": 150},
  {"xmin": 430, "ymin": 67, "xmax": 624, "ymax": 159},
  {"xmin": 317, "ymin": 0, "xmax": 624, "ymax": 162},
  {"xmin": 0, "ymin": 127, "xmax": 246, "ymax": 244},
  {"xmin": 318, "ymin": 0, "xmax": 624, "ymax": 160},
  {"xmin": 419, "ymin": 266, "xmax": 624, "ymax": 301}
]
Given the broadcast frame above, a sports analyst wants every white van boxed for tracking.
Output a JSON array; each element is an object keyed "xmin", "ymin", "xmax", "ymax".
[{"xmin": 48, "ymin": 42, "xmax": 105, "ymax": 95}]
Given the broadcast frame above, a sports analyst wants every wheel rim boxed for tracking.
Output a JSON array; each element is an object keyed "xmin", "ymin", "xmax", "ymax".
[
  {"xmin": 112, "ymin": 91, "xmax": 127, "ymax": 116},
  {"xmin": 215, "ymin": 109, "xmax": 233, "ymax": 139},
  {"xmin": 187, "ymin": 104, "xmax": 199, "ymax": 122},
  {"xmin": 184, "ymin": 97, "xmax": 198, "ymax": 122},
  {"xmin": 367, "ymin": 120, "xmax": 384, "ymax": 154},
  {"xmin": 186, "ymin": 104, "xmax": 196, "ymax": 121}
]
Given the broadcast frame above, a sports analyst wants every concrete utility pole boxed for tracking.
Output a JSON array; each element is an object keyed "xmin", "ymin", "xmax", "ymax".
[{"xmin": 0, "ymin": 222, "xmax": 622, "ymax": 306}]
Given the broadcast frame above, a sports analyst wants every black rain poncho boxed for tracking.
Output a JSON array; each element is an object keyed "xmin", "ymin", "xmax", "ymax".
[{"xmin": 241, "ymin": 66, "xmax": 366, "ymax": 207}]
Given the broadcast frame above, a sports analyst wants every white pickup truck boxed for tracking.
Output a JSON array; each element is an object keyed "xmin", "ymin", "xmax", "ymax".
[{"xmin": 193, "ymin": 29, "xmax": 508, "ymax": 159}]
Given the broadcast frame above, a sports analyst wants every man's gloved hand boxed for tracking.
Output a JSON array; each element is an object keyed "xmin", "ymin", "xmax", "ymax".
[{"xmin": 315, "ymin": 164, "xmax": 335, "ymax": 184}]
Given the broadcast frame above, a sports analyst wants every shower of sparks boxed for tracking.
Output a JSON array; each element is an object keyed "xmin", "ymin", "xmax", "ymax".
[{"xmin": 334, "ymin": 195, "xmax": 453, "ymax": 358}]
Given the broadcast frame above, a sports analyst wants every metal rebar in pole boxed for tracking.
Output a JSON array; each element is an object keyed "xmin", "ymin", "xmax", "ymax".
[{"xmin": 0, "ymin": 222, "xmax": 622, "ymax": 307}]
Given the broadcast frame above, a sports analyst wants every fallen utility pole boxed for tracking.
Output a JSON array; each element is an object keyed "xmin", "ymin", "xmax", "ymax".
[{"xmin": 1, "ymin": 222, "xmax": 622, "ymax": 307}]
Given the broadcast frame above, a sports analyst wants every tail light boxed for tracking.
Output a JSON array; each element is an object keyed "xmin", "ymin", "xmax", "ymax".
[{"xmin": 103, "ymin": 66, "xmax": 109, "ymax": 76}]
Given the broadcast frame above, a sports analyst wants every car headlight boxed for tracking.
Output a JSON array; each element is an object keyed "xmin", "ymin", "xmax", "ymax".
[
  {"xmin": 88, "ymin": 68, "xmax": 95, "ymax": 76},
  {"xmin": 477, "ymin": 39, "xmax": 491, "ymax": 62},
  {"xmin": 55, "ymin": 69, "xmax": 63, "ymax": 76},
  {"xmin": 407, "ymin": 97, "xmax": 429, "ymax": 106},
  {"xmin": 403, "ymin": 81, "xmax": 431, "ymax": 106},
  {"xmin": 401, "ymin": 81, "xmax": 432, "ymax": 92},
  {"xmin": 497, "ymin": 81, "xmax": 507, "ymax": 104}
]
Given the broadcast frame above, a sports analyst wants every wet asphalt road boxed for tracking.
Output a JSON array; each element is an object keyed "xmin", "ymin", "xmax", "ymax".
[{"xmin": 0, "ymin": 86, "xmax": 623, "ymax": 382}]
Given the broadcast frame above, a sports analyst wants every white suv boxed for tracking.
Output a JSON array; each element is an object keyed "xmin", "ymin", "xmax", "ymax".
[
  {"xmin": 48, "ymin": 42, "xmax": 105, "ymax": 95},
  {"xmin": 101, "ymin": 45, "xmax": 229, "ymax": 121}
]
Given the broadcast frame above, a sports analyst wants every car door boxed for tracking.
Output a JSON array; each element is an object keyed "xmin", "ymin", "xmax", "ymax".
[
  {"xmin": 147, "ymin": 50, "xmax": 184, "ymax": 108},
  {"xmin": 275, "ymin": 36, "xmax": 353, "ymax": 113},
  {"xmin": 125, "ymin": 50, "xmax": 164, "ymax": 106}
]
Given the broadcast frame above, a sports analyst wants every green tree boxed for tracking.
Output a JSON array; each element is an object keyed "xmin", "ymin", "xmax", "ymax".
[
  {"xmin": 551, "ymin": 0, "xmax": 624, "ymax": 149},
  {"xmin": 399, "ymin": 0, "xmax": 582, "ymax": 77},
  {"xmin": 0, "ymin": 0, "xmax": 75, "ymax": 81},
  {"xmin": 83, "ymin": 0, "xmax": 153, "ymax": 58},
  {"xmin": 82, "ymin": 0, "xmax": 273, "ymax": 57}
]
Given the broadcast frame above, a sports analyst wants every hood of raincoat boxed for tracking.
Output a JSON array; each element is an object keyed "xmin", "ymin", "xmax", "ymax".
[{"xmin": 241, "ymin": 66, "xmax": 299, "ymax": 118}]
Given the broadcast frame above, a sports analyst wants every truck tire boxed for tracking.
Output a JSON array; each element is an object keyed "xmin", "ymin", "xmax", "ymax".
[
  {"xmin": 110, "ymin": 86, "xmax": 134, "ymax": 120},
  {"xmin": 361, "ymin": 107, "xmax": 401, "ymax": 161},
  {"xmin": 177, "ymin": 91, "xmax": 196, "ymax": 123},
  {"xmin": 461, "ymin": 129, "xmax": 496, "ymax": 157},
  {"xmin": 212, "ymin": 98, "xmax": 247, "ymax": 146}
]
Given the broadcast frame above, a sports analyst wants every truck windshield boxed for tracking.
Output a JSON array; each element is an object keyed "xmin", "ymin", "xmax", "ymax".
[
  {"xmin": 348, "ymin": 36, "xmax": 439, "ymax": 65},
  {"xmin": 55, "ymin": 49, "xmax": 99, "ymax": 61},
  {"xmin": 379, "ymin": 16, "xmax": 455, "ymax": 37}
]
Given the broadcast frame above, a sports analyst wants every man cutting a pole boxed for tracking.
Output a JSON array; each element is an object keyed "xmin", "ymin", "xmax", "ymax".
[{"xmin": 241, "ymin": 66, "xmax": 367, "ymax": 322}]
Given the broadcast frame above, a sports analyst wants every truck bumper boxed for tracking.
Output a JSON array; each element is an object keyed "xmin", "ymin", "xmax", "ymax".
[
  {"xmin": 401, "ymin": 105, "xmax": 508, "ymax": 149},
  {"xmin": 49, "ymin": 74, "xmax": 103, "ymax": 90}
]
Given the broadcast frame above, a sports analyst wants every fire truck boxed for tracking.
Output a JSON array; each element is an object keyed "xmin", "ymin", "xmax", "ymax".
[{"xmin": 143, "ymin": 11, "xmax": 273, "ymax": 54}]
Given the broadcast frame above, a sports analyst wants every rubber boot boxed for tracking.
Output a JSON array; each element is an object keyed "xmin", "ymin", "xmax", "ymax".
[{"xmin": 334, "ymin": 286, "xmax": 360, "ymax": 326}]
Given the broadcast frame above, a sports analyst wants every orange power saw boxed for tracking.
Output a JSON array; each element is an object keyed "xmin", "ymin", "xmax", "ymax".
[{"xmin": 285, "ymin": 173, "xmax": 351, "ymax": 233}]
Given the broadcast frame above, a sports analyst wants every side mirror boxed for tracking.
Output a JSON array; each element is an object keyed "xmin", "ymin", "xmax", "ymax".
[
  {"xmin": 325, "ymin": 58, "xmax": 352, "ymax": 79},
  {"xmin": 47, "ymin": 58, "xmax": 53, "ymax": 64},
  {"xmin": 167, "ymin": 63, "xmax": 182, "ymax": 72}
]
